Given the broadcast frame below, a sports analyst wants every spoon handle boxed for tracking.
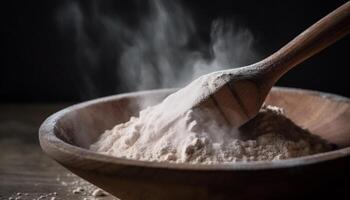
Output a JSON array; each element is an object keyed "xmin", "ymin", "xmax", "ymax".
[{"xmin": 262, "ymin": 2, "xmax": 350, "ymax": 81}]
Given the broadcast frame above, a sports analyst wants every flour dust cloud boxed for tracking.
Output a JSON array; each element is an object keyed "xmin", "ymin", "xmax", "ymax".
[{"xmin": 56, "ymin": 0, "xmax": 259, "ymax": 98}]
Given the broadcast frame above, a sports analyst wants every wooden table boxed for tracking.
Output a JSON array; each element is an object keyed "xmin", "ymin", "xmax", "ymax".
[{"xmin": 0, "ymin": 104, "xmax": 117, "ymax": 200}]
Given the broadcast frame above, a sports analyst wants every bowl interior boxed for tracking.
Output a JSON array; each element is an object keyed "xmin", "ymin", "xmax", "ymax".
[{"xmin": 55, "ymin": 87, "xmax": 350, "ymax": 153}]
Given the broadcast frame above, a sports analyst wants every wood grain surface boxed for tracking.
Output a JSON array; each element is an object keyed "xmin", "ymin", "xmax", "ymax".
[{"xmin": 0, "ymin": 104, "xmax": 117, "ymax": 200}]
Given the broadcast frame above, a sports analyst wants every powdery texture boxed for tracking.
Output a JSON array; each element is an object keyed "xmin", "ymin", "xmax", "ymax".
[{"xmin": 90, "ymin": 104, "xmax": 332, "ymax": 164}]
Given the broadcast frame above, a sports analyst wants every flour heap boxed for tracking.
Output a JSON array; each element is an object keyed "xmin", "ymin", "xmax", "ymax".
[{"xmin": 90, "ymin": 96, "xmax": 332, "ymax": 164}]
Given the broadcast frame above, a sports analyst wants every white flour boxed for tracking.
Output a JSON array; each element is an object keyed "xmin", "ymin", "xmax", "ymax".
[
  {"xmin": 90, "ymin": 71, "xmax": 331, "ymax": 163},
  {"xmin": 90, "ymin": 101, "xmax": 331, "ymax": 164}
]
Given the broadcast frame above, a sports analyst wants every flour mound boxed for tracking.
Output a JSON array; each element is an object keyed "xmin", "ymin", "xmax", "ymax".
[{"xmin": 90, "ymin": 105, "xmax": 332, "ymax": 164}]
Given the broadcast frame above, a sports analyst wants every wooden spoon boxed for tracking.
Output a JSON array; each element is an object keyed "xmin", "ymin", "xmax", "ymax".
[{"xmin": 163, "ymin": 2, "xmax": 350, "ymax": 128}]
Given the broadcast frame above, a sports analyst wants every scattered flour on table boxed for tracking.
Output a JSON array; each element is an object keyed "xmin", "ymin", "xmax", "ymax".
[{"xmin": 56, "ymin": 173, "xmax": 117, "ymax": 200}]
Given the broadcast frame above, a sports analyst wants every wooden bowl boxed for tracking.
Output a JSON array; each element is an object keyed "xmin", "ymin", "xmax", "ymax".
[{"xmin": 39, "ymin": 87, "xmax": 350, "ymax": 200}]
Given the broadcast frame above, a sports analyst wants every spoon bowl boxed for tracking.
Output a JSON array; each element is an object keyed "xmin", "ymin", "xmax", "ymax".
[{"xmin": 39, "ymin": 87, "xmax": 350, "ymax": 200}]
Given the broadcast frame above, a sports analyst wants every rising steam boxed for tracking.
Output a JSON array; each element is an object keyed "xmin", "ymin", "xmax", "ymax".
[{"xmin": 56, "ymin": 0, "xmax": 259, "ymax": 98}]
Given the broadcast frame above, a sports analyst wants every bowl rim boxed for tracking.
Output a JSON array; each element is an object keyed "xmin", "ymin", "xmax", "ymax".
[{"xmin": 39, "ymin": 87, "xmax": 350, "ymax": 171}]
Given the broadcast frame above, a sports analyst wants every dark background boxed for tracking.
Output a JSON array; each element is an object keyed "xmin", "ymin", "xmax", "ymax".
[{"xmin": 2, "ymin": 0, "xmax": 349, "ymax": 102}]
